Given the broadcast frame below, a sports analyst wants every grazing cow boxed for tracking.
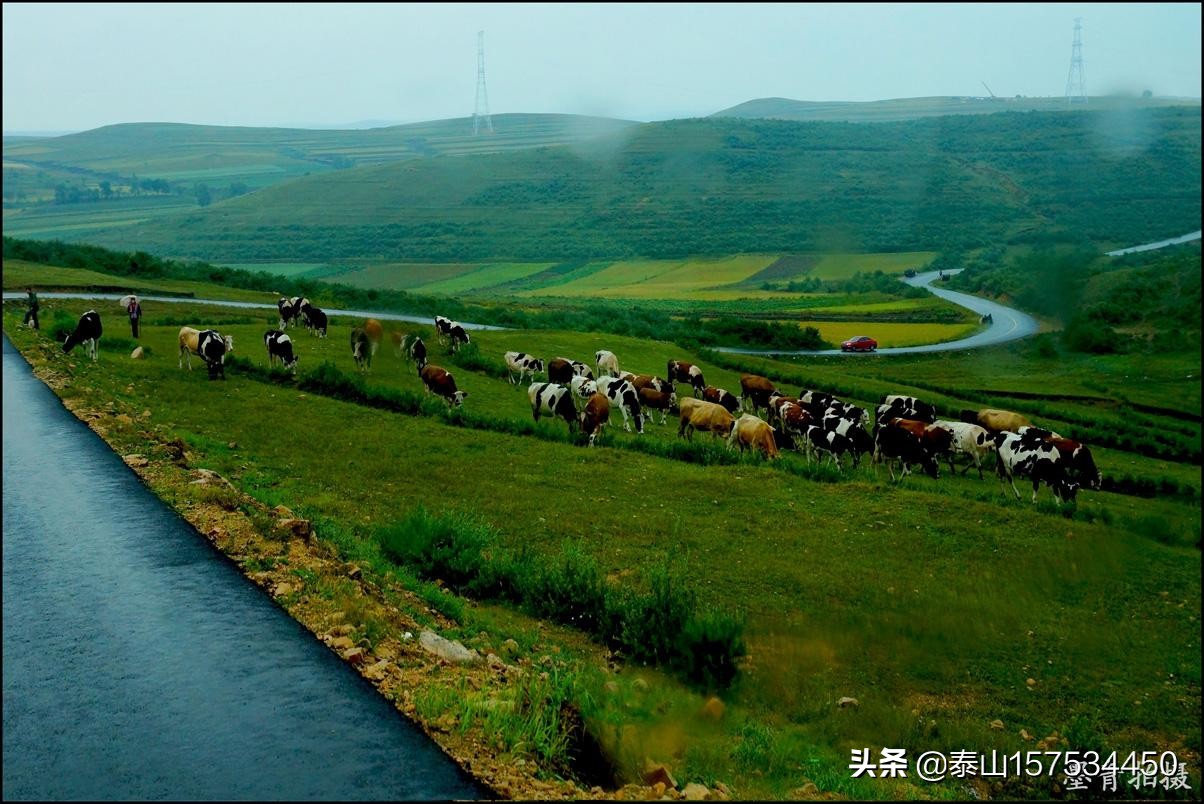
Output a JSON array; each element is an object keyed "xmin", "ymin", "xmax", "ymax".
[
  {"xmin": 739, "ymin": 374, "xmax": 778, "ymax": 415},
  {"xmin": 364, "ymin": 319, "xmax": 384, "ymax": 357},
  {"xmin": 579, "ymin": 392, "xmax": 610, "ymax": 447},
  {"xmin": 1016, "ymin": 427, "xmax": 1100, "ymax": 490},
  {"xmin": 936, "ymin": 420, "xmax": 994, "ymax": 478},
  {"xmin": 964, "ymin": 408, "xmax": 1032, "ymax": 434},
  {"xmin": 548, "ymin": 357, "xmax": 593, "ymax": 384},
  {"xmin": 678, "ymin": 398, "xmax": 735, "ymax": 441},
  {"xmin": 798, "ymin": 390, "xmax": 835, "ymax": 417},
  {"xmin": 399, "ymin": 334, "xmax": 427, "ymax": 371},
  {"xmin": 727, "ymin": 414, "xmax": 780, "ymax": 460},
  {"xmin": 886, "ymin": 418, "xmax": 955, "ymax": 469},
  {"xmin": 821, "ymin": 415, "xmax": 874, "ymax": 464},
  {"xmin": 630, "ymin": 374, "xmax": 674, "ymax": 395},
  {"xmin": 879, "ymin": 395, "xmax": 937, "ymax": 424},
  {"xmin": 595, "ymin": 376, "xmax": 644, "ymax": 433},
  {"xmin": 823, "ymin": 401, "xmax": 870, "ymax": 428},
  {"xmin": 638, "ymin": 386, "xmax": 678, "ymax": 425},
  {"xmin": 994, "ymin": 431, "xmax": 1079, "ymax": 504},
  {"xmin": 434, "ymin": 315, "xmax": 455, "ymax": 338},
  {"xmin": 433, "ymin": 316, "xmax": 468, "ymax": 352},
  {"xmin": 277, "ymin": 297, "xmax": 303, "ymax": 330},
  {"xmin": 595, "ymin": 350, "xmax": 620, "ymax": 378},
  {"xmin": 62, "ymin": 310, "xmax": 102, "ymax": 362},
  {"xmin": 178, "ymin": 326, "xmax": 233, "ymax": 373},
  {"xmin": 528, "ymin": 382, "xmax": 578, "ymax": 429},
  {"xmin": 804, "ymin": 426, "xmax": 858, "ymax": 469},
  {"xmin": 301, "ymin": 305, "xmax": 327, "ymax": 337},
  {"xmin": 420, "ymin": 364, "xmax": 468, "ymax": 407},
  {"xmin": 667, "ymin": 360, "xmax": 706, "ymax": 397},
  {"xmin": 391, "ymin": 330, "xmax": 405, "ymax": 358},
  {"xmin": 350, "ymin": 327, "xmax": 372, "ymax": 371},
  {"xmin": 263, "ymin": 330, "xmax": 298, "ymax": 373},
  {"xmin": 875, "ymin": 419, "xmax": 941, "ymax": 481},
  {"xmin": 702, "ymin": 385, "xmax": 741, "ymax": 414},
  {"xmin": 447, "ymin": 323, "xmax": 470, "ymax": 353},
  {"xmin": 505, "ymin": 352, "xmax": 545, "ymax": 385},
  {"xmin": 767, "ymin": 393, "xmax": 800, "ymax": 426},
  {"xmin": 569, "ymin": 375, "xmax": 598, "ymax": 407}
]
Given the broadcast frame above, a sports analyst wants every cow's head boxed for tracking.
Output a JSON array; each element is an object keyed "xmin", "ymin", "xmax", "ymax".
[
  {"xmin": 532, "ymin": 358, "xmax": 546, "ymax": 375},
  {"xmin": 223, "ymin": 335, "xmax": 234, "ymax": 354},
  {"xmin": 450, "ymin": 391, "xmax": 468, "ymax": 407},
  {"xmin": 919, "ymin": 451, "xmax": 940, "ymax": 479},
  {"xmin": 1055, "ymin": 478, "xmax": 1080, "ymax": 503}
]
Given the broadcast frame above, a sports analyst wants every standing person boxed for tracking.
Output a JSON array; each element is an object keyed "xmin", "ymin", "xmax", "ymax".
[
  {"xmin": 126, "ymin": 295, "xmax": 142, "ymax": 338},
  {"xmin": 23, "ymin": 287, "xmax": 39, "ymax": 330}
]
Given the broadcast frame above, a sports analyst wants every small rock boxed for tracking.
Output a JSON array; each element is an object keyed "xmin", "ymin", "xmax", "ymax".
[
  {"xmin": 632, "ymin": 678, "xmax": 649, "ymax": 692},
  {"xmin": 274, "ymin": 582, "xmax": 294, "ymax": 598},
  {"xmin": 701, "ymin": 696, "xmax": 725, "ymax": 720},
  {"xmin": 114, "ymin": 414, "xmax": 134, "ymax": 426},
  {"xmin": 418, "ymin": 630, "xmax": 482, "ymax": 664},
  {"xmin": 1019, "ymin": 728, "xmax": 1033, "ymax": 741},
  {"xmin": 330, "ymin": 636, "xmax": 356, "ymax": 651},
  {"xmin": 652, "ymin": 782, "xmax": 666, "ymax": 797},
  {"xmin": 343, "ymin": 647, "xmax": 367, "ymax": 666},
  {"xmin": 642, "ymin": 760, "xmax": 676, "ymax": 790},
  {"xmin": 330, "ymin": 624, "xmax": 355, "ymax": 638},
  {"xmin": 837, "ymin": 696, "xmax": 859, "ymax": 709},
  {"xmin": 346, "ymin": 565, "xmax": 362, "ymax": 580},
  {"xmin": 139, "ymin": 409, "xmax": 152, "ymax": 420},
  {"xmin": 487, "ymin": 653, "xmax": 505, "ymax": 669},
  {"xmin": 130, "ymin": 347, "xmax": 144, "ymax": 359},
  {"xmin": 123, "ymin": 453, "xmax": 149, "ymax": 468},
  {"xmin": 1026, "ymin": 677, "xmax": 1036, "ymax": 687},
  {"xmin": 363, "ymin": 660, "xmax": 391, "ymax": 681},
  {"xmin": 276, "ymin": 518, "xmax": 312, "ymax": 538},
  {"xmin": 682, "ymin": 783, "xmax": 709, "ymax": 801},
  {"xmin": 500, "ymin": 638, "xmax": 520, "ymax": 657},
  {"xmin": 791, "ymin": 782, "xmax": 820, "ymax": 797},
  {"xmin": 227, "ymin": 441, "xmax": 238, "ymax": 449},
  {"xmin": 989, "ymin": 719, "xmax": 1004, "ymax": 731}
]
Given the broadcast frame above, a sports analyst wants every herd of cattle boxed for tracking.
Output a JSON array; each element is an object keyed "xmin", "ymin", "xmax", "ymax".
[{"xmin": 53, "ymin": 301, "xmax": 1100, "ymax": 504}]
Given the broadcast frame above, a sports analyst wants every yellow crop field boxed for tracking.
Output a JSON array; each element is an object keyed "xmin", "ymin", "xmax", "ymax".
[
  {"xmin": 808, "ymin": 251, "xmax": 937, "ymax": 280},
  {"xmin": 799, "ymin": 320, "xmax": 979, "ymax": 348},
  {"xmin": 527, "ymin": 255, "xmax": 777, "ymax": 299}
]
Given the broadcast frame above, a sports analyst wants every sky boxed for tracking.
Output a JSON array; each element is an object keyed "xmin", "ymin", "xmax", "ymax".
[{"xmin": 3, "ymin": 2, "xmax": 1201, "ymax": 133}]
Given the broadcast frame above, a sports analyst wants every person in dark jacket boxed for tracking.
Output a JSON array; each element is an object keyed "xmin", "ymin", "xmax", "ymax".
[
  {"xmin": 127, "ymin": 296, "xmax": 143, "ymax": 338},
  {"xmin": 23, "ymin": 287, "xmax": 39, "ymax": 329}
]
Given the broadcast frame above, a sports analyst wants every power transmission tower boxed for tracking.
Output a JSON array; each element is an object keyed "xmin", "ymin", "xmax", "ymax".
[
  {"xmin": 1065, "ymin": 18, "xmax": 1087, "ymax": 105},
  {"xmin": 473, "ymin": 30, "xmax": 494, "ymax": 135}
]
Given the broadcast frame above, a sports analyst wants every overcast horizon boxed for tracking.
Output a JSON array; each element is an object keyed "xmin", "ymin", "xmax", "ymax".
[{"xmin": 3, "ymin": 2, "xmax": 1201, "ymax": 134}]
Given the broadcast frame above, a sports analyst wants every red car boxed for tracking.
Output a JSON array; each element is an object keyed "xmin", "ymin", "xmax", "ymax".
[{"xmin": 841, "ymin": 335, "xmax": 878, "ymax": 353}]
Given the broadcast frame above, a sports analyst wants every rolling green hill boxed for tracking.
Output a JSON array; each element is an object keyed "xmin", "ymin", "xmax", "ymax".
[
  {"xmin": 713, "ymin": 94, "xmax": 1202, "ymax": 122},
  {"xmin": 44, "ymin": 107, "xmax": 1201, "ymax": 265}
]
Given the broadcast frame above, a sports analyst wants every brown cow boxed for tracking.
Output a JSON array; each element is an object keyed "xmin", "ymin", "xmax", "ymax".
[
  {"xmin": 702, "ymin": 385, "xmax": 741, "ymax": 414},
  {"xmin": 579, "ymin": 392, "xmax": 610, "ymax": 447},
  {"xmin": 631, "ymin": 374, "xmax": 674, "ymax": 395},
  {"xmin": 739, "ymin": 374, "xmax": 777, "ymax": 415},
  {"xmin": 364, "ymin": 319, "xmax": 384, "ymax": 358},
  {"xmin": 637, "ymin": 386, "xmax": 678, "ymax": 425},
  {"xmin": 768, "ymin": 393, "xmax": 800, "ymax": 425},
  {"xmin": 420, "ymin": 364, "xmax": 468, "ymax": 406},
  {"xmin": 887, "ymin": 418, "xmax": 954, "ymax": 459},
  {"xmin": 667, "ymin": 360, "xmax": 706, "ymax": 397},
  {"xmin": 678, "ymin": 397, "xmax": 734, "ymax": 441},
  {"xmin": 965, "ymin": 408, "xmax": 1033, "ymax": 434},
  {"xmin": 727, "ymin": 413, "xmax": 780, "ymax": 460}
]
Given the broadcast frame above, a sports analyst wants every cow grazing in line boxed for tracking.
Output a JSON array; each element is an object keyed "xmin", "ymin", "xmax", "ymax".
[
  {"xmin": 62, "ymin": 310, "xmax": 102, "ymax": 362},
  {"xmin": 178, "ymin": 326, "xmax": 233, "ymax": 374},
  {"xmin": 804, "ymin": 425, "xmax": 858, "ymax": 470},
  {"xmin": 399, "ymin": 334, "xmax": 427, "ymax": 371},
  {"xmin": 570, "ymin": 375, "xmax": 598, "ymax": 407},
  {"xmin": 630, "ymin": 374, "xmax": 674, "ymax": 395},
  {"xmin": 264, "ymin": 330, "xmax": 298, "ymax": 373},
  {"xmin": 739, "ymin": 374, "xmax": 778, "ymax": 415},
  {"xmin": 364, "ymin": 319, "xmax": 384, "ymax": 357},
  {"xmin": 874, "ymin": 419, "xmax": 941, "ymax": 482},
  {"xmin": 420, "ymin": 364, "xmax": 468, "ymax": 407},
  {"xmin": 994, "ymin": 431, "xmax": 1079, "ymax": 504},
  {"xmin": 727, "ymin": 414, "xmax": 780, "ymax": 460},
  {"xmin": 580, "ymin": 392, "xmax": 610, "ymax": 447},
  {"xmin": 529, "ymin": 382, "xmax": 579, "ymax": 430},
  {"xmin": 821, "ymin": 415, "xmax": 874, "ymax": 464},
  {"xmin": 1016, "ymin": 427, "xmax": 1100, "ymax": 490},
  {"xmin": 777, "ymin": 404, "xmax": 816, "ymax": 453},
  {"xmin": 936, "ymin": 420, "xmax": 994, "ymax": 478},
  {"xmin": 964, "ymin": 408, "xmax": 1032, "ymax": 434},
  {"xmin": 434, "ymin": 316, "xmax": 454, "ymax": 337},
  {"xmin": 433, "ymin": 316, "xmax": 468, "ymax": 352},
  {"xmin": 637, "ymin": 386, "xmax": 678, "ymax": 425},
  {"xmin": 799, "ymin": 390, "xmax": 835, "ymax": 417},
  {"xmin": 505, "ymin": 352, "xmax": 545, "ymax": 385},
  {"xmin": 767, "ymin": 393, "xmax": 800, "ymax": 426},
  {"xmin": 678, "ymin": 398, "xmax": 735, "ymax": 441},
  {"xmin": 278, "ymin": 297, "xmax": 305, "ymax": 330},
  {"xmin": 879, "ymin": 395, "xmax": 937, "ymax": 424},
  {"xmin": 701, "ymin": 385, "xmax": 740, "ymax": 414},
  {"xmin": 301, "ymin": 305, "xmax": 327, "ymax": 337},
  {"xmin": 447, "ymin": 323, "xmax": 470, "ymax": 353},
  {"xmin": 350, "ymin": 327, "xmax": 372, "ymax": 372},
  {"xmin": 548, "ymin": 357, "xmax": 593, "ymax": 385},
  {"xmin": 823, "ymin": 401, "xmax": 870, "ymax": 428},
  {"xmin": 667, "ymin": 360, "xmax": 706, "ymax": 398},
  {"xmin": 885, "ymin": 418, "xmax": 955, "ymax": 470},
  {"xmin": 595, "ymin": 376, "xmax": 644, "ymax": 433},
  {"xmin": 595, "ymin": 350, "xmax": 620, "ymax": 378}
]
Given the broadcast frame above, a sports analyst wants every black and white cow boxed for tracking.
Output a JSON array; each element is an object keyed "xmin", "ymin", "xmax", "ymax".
[
  {"xmin": 595, "ymin": 376, "xmax": 644, "ymax": 434},
  {"xmin": 595, "ymin": 350, "xmax": 620, "ymax": 378},
  {"xmin": 528, "ymin": 382, "xmax": 579, "ymax": 430},
  {"xmin": 994, "ymin": 431, "xmax": 1080, "ymax": 504},
  {"xmin": 569, "ymin": 375, "xmax": 598, "ymax": 408},
  {"xmin": 820, "ymin": 415, "xmax": 874, "ymax": 462},
  {"xmin": 264, "ymin": 330, "xmax": 298, "ymax": 373},
  {"xmin": 1016, "ymin": 426, "xmax": 1099, "ymax": 492},
  {"xmin": 874, "ymin": 418, "xmax": 940, "ymax": 481},
  {"xmin": 823, "ymin": 401, "xmax": 870, "ymax": 428},
  {"xmin": 301, "ymin": 304, "xmax": 327, "ymax": 337},
  {"xmin": 62, "ymin": 310, "xmax": 102, "ymax": 361},
  {"xmin": 447, "ymin": 323, "xmax": 470, "ymax": 353},
  {"xmin": 198, "ymin": 330, "xmax": 233, "ymax": 379},
  {"xmin": 804, "ymin": 425, "xmax": 859, "ymax": 470},
  {"xmin": 505, "ymin": 351, "xmax": 545, "ymax": 385},
  {"xmin": 397, "ymin": 334, "xmax": 427, "ymax": 372},
  {"xmin": 278, "ymin": 296, "xmax": 308, "ymax": 330},
  {"xmin": 798, "ymin": 390, "xmax": 835, "ymax": 418},
  {"xmin": 434, "ymin": 315, "xmax": 454, "ymax": 338},
  {"xmin": 879, "ymin": 394, "xmax": 937, "ymax": 424},
  {"xmin": 548, "ymin": 357, "xmax": 593, "ymax": 385}
]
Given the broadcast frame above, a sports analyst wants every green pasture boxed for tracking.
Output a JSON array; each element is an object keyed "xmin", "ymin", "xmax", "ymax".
[
  {"xmin": 417, "ymin": 262, "xmax": 557, "ymax": 295},
  {"xmin": 524, "ymin": 256, "xmax": 778, "ymax": 299},
  {"xmin": 218, "ymin": 262, "xmax": 331, "ymax": 279},
  {"xmin": 2, "ymin": 259, "xmax": 277, "ymax": 303},
  {"xmin": 5, "ymin": 300, "xmax": 1199, "ymax": 800},
  {"xmin": 333, "ymin": 262, "xmax": 484, "ymax": 291}
]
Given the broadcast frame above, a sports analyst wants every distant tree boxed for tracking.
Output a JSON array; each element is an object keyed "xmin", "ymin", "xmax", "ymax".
[
  {"xmin": 99, "ymin": 181, "xmax": 112, "ymax": 199},
  {"xmin": 194, "ymin": 183, "xmax": 211, "ymax": 207},
  {"xmin": 226, "ymin": 181, "xmax": 248, "ymax": 199},
  {"xmin": 1142, "ymin": 89, "xmax": 1153, "ymax": 99}
]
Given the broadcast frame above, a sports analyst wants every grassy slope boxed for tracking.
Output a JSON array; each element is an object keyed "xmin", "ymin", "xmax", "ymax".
[{"xmin": 23, "ymin": 109, "xmax": 1200, "ymax": 263}]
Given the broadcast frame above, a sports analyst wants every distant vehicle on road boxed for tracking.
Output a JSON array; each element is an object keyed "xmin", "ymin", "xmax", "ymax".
[
  {"xmin": 903, "ymin": 269, "xmax": 917, "ymax": 278},
  {"xmin": 841, "ymin": 335, "xmax": 878, "ymax": 353}
]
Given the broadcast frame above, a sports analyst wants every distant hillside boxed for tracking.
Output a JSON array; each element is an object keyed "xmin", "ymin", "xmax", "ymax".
[
  {"xmin": 23, "ymin": 107, "xmax": 1203, "ymax": 264},
  {"xmin": 713, "ymin": 95, "xmax": 1202, "ymax": 123},
  {"xmin": 0, "ymin": 113, "xmax": 638, "ymax": 210}
]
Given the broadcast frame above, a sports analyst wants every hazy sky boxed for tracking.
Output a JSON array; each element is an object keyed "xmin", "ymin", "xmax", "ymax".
[{"xmin": 3, "ymin": 3, "xmax": 1200, "ymax": 132}]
